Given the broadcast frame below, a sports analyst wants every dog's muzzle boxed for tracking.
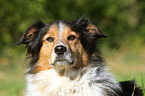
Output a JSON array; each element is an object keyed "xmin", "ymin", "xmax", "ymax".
[{"xmin": 51, "ymin": 45, "xmax": 74, "ymax": 68}]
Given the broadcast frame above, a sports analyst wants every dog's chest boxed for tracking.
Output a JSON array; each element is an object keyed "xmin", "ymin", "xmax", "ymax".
[{"xmin": 25, "ymin": 69, "xmax": 103, "ymax": 96}]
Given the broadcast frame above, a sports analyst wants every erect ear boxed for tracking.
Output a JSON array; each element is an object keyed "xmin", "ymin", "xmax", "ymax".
[
  {"xmin": 17, "ymin": 20, "xmax": 46, "ymax": 45},
  {"xmin": 86, "ymin": 21, "xmax": 107, "ymax": 39}
]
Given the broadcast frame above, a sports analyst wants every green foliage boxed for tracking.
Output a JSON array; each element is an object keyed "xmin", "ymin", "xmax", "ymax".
[{"xmin": 0, "ymin": 0, "xmax": 145, "ymax": 50}]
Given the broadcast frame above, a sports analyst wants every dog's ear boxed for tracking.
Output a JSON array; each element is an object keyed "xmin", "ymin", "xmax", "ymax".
[
  {"xmin": 17, "ymin": 20, "xmax": 46, "ymax": 45},
  {"xmin": 76, "ymin": 18, "xmax": 107, "ymax": 39},
  {"xmin": 86, "ymin": 23, "xmax": 107, "ymax": 38}
]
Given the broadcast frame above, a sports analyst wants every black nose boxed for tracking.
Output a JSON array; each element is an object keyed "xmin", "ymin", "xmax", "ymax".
[{"xmin": 55, "ymin": 45, "xmax": 67, "ymax": 55}]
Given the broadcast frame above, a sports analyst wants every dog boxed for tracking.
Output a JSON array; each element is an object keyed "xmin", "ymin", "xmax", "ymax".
[{"xmin": 17, "ymin": 18, "xmax": 143, "ymax": 96}]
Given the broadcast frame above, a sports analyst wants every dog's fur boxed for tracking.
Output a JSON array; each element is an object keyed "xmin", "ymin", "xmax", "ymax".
[{"xmin": 18, "ymin": 18, "xmax": 143, "ymax": 96}]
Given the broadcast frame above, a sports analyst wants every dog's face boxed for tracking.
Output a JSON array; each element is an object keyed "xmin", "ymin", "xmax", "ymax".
[
  {"xmin": 17, "ymin": 18, "xmax": 107, "ymax": 73},
  {"xmin": 39, "ymin": 22, "xmax": 89, "ymax": 69}
]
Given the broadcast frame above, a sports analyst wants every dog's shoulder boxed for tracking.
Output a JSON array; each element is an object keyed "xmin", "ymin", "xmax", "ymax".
[{"xmin": 119, "ymin": 80, "xmax": 143, "ymax": 96}]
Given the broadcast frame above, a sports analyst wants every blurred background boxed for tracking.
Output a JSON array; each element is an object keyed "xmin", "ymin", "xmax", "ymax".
[{"xmin": 0, "ymin": 0, "xmax": 145, "ymax": 95}]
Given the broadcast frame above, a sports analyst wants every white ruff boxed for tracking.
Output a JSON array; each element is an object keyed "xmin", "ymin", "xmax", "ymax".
[{"xmin": 25, "ymin": 65, "xmax": 121, "ymax": 96}]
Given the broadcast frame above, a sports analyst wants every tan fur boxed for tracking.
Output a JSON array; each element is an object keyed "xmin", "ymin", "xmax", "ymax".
[
  {"xmin": 62, "ymin": 26, "xmax": 88, "ymax": 67},
  {"xmin": 31, "ymin": 24, "xmax": 59, "ymax": 73},
  {"xmin": 24, "ymin": 21, "xmax": 121, "ymax": 96},
  {"xmin": 27, "ymin": 28, "xmax": 37, "ymax": 40},
  {"xmin": 31, "ymin": 23, "xmax": 88, "ymax": 73},
  {"xmin": 87, "ymin": 23, "xmax": 101, "ymax": 35}
]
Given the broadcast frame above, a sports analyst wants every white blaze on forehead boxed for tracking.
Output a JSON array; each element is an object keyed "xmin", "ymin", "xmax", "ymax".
[{"xmin": 58, "ymin": 22, "xmax": 65, "ymax": 40}]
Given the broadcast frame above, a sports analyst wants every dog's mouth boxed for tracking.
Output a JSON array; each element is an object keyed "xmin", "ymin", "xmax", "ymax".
[
  {"xmin": 51, "ymin": 56, "xmax": 74, "ymax": 68},
  {"xmin": 56, "ymin": 59, "xmax": 74, "ymax": 64}
]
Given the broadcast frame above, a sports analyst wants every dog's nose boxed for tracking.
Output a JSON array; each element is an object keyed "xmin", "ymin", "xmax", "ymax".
[{"xmin": 55, "ymin": 45, "xmax": 67, "ymax": 55}]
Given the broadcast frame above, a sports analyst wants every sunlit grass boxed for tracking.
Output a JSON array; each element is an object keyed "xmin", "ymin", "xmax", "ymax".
[
  {"xmin": 0, "ymin": 47, "xmax": 26, "ymax": 96},
  {"xmin": 102, "ymin": 45, "xmax": 145, "ymax": 86},
  {"xmin": 140, "ymin": 65, "xmax": 145, "ymax": 96}
]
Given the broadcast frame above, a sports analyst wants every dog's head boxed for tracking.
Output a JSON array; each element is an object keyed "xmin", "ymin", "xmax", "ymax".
[{"xmin": 17, "ymin": 18, "xmax": 107, "ymax": 73}]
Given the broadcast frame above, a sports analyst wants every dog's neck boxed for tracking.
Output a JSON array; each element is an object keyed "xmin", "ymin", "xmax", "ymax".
[{"xmin": 53, "ymin": 66, "xmax": 85, "ymax": 80}]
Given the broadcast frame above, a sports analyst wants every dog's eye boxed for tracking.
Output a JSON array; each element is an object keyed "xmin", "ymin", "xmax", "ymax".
[
  {"xmin": 46, "ymin": 37, "xmax": 54, "ymax": 42},
  {"xmin": 67, "ymin": 35, "xmax": 76, "ymax": 41}
]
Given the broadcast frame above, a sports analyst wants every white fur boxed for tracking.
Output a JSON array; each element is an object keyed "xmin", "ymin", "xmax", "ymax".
[
  {"xmin": 25, "ymin": 65, "xmax": 121, "ymax": 96},
  {"xmin": 50, "ymin": 22, "xmax": 74, "ymax": 68},
  {"xmin": 58, "ymin": 22, "xmax": 65, "ymax": 40}
]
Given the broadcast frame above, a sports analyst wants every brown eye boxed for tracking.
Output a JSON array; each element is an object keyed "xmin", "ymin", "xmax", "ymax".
[
  {"xmin": 67, "ymin": 35, "xmax": 76, "ymax": 41},
  {"xmin": 46, "ymin": 37, "xmax": 54, "ymax": 42}
]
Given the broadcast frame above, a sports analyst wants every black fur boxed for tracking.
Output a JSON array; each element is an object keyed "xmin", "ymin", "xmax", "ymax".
[
  {"xmin": 17, "ymin": 18, "xmax": 106, "ymax": 67},
  {"xmin": 70, "ymin": 18, "xmax": 107, "ymax": 56},
  {"xmin": 17, "ymin": 20, "xmax": 47, "ymax": 68},
  {"xmin": 17, "ymin": 20, "xmax": 46, "ymax": 45},
  {"xmin": 119, "ymin": 81, "xmax": 143, "ymax": 96},
  {"xmin": 17, "ymin": 18, "xmax": 143, "ymax": 96}
]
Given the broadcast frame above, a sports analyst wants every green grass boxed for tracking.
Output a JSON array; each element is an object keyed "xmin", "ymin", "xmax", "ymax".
[
  {"xmin": 102, "ymin": 47, "xmax": 145, "ymax": 85},
  {"xmin": 0, "ymin": 46, "xmax": 145, "ymax": 96},
  {"xmin": 141, "ymin": 75, "xmax": 145, "ymax": 96},
  {"xmin": 102, "ymin": 46, "xmax": 145, "ymax": 95},
  {"xmin": 140, "ymin": 65, "xmax": 145, "ymax": 96},
  {"xmin": 0, "ymin": 47, "xmax": 26, "ymax": 96}
]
